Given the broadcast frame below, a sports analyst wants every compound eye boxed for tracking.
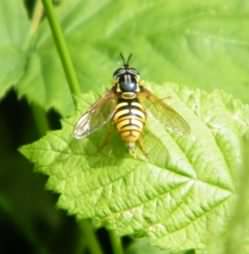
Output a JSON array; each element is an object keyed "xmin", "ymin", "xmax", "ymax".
[
  {"xmin": 120, "ymin": 81, "xmax": 136, "ymax": 91},
  {"xmin": 119, "ymin": 75, "xmax": 137, "ymax": 92}
]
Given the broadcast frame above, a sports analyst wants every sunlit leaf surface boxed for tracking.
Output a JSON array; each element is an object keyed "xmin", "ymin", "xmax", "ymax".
[
  {"xmin": 21, "ymin": 84, "xmax": 249, "ymax": 252},
  {"xmin": 0, "ymin": 0, "xmax": 30, "ymax": 98}
]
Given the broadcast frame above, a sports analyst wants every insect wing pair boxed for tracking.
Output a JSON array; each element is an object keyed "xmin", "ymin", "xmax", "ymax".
[{"xmin": 73, "ymin": 87, "xmax": 190, "ymax": 142}]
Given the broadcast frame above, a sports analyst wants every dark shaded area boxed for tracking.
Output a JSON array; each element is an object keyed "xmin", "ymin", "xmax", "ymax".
[
  {"xmin": 0, "ymin": 90, "xmax": 80, "ymax": 254},
  {"xmin": 0, "ymin": 209, "xmax": 34, "ymax": 254},
  {"xmin": 122, "ymin": 236, "xmax": 133, "ymax": 251},
  {"xmin": 47, "ymin": 109, "xmax": 62, "ymax": 130},
  {"xmin": 0, "ymin": 90, "xmax": 39, "ymax": 147},
  {"xmin": 24, "ymin": 0, "xmax": 36, "ymax": 18},
  {"xmin": 96, "ymin": 228, "xmax": 112, "ymax": 254}
]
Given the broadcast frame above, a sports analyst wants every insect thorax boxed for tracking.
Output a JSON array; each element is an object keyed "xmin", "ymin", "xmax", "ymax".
[{"xmin": 120, "ymin": 91, "xmax": 137, "ymax": 100}]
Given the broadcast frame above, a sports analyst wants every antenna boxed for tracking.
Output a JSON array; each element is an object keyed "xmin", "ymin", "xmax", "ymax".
[
  {"xmin": 120, "ymin": 53, "xmax": 133, "ymax": 67},
  {"xmin": 126, "ymin": 53, "xmax": 133, "ymax": 66}
]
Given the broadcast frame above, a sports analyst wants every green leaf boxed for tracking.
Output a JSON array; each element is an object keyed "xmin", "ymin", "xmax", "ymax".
[
  {"xmin": 126, "ymin": 238, "xmax": 193, "ymax": 254},
  {"xmin": 207, "ymin": 137, "xmax": 249, "ymax": 254},
  {"xmin": 0, "ymin": 0, "xmax": 30, "ymax": 98},
  {"xmin": 17, "ymin": 0, "xmax": 249, "ymax": 116},
  {"xmin": 20, "ymin": 84, "xmax": 249, "ymax": 252}
]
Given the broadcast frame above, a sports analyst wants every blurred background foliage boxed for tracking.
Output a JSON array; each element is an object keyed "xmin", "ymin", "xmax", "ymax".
[{"xmin": 0, "ymin": 0, "xmax": 249, "ymax": 253}]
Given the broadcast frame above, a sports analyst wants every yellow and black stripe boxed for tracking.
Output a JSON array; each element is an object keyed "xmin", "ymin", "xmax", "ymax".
[{"xmin": 113, "ymin": 98, "xmax": 146, "ymax": 147}]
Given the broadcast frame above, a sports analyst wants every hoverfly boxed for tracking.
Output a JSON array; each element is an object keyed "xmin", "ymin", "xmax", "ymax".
[{"xmin": 73, "ymin": 54, "xmax": 190, "ymax": 154}]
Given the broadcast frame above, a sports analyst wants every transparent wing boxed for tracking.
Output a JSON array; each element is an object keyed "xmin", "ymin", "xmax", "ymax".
[
  {"xmin": 73, "ymin": 89, "xmax": 117, "ymax": 139},
  {"xmin": 139, "ymin": 86, "xmax": 190, "ymax": 134}
]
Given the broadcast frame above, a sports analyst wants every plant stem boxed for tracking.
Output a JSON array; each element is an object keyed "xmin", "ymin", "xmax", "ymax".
[
  {"xmin": 81, "ymin": 220, "xmax": 103, "ymax": 254},
  {"xmin": 109, "ymin": 231, "xmax": 124, "ymax": 254},
  {"xmin": 41, "ymin": 0, "xmax": 81, "ymax": 106},
  {"xmin": 39, "ymin": 2, "xmax": 104, "ymax": 254}
]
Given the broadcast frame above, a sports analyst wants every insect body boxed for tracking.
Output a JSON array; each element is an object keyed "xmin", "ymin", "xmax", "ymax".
[
  {"xmin": 73, "ymin": 54, "xmax": 190, "ymax": 153},
  {"xmin": 111, "ymin": 55, "xmax": 146, "ymax": 149},
  {"xmin": 113, "ymin": 98, "xmax": 146, "ymax": 150}
]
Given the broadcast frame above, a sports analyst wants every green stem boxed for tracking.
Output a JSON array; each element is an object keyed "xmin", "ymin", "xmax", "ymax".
[
  {"xmin": 39, "ymin": 3, "xmax": 103, "ymax": 254},
  {"xmin": 109, "ymin": 231, "xmax": 124, "ymax": 254},
  {"xmin": 41, "ymin": 0, "xmax": 81, "ymax": 106},
  {"xmin": 80, "ymin": 220, "xmax": 103, "ymax": 254}
]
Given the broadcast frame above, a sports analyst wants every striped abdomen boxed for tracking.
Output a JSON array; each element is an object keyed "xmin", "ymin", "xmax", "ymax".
[{"xmin": 113, "ymin": 99, "xmax": 146, "ymax": 147}]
